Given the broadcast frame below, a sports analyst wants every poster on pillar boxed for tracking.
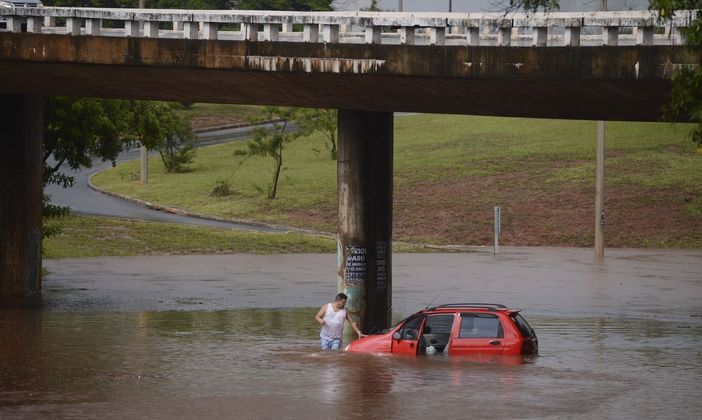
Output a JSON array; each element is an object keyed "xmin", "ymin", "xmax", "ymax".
[
  {"xmin": 376, "ymin": 241, "xmax": 388, "ymax": 290},
  {"xmin": 345, "ymin": 246, "xmax": 367, "ymax": 286}
]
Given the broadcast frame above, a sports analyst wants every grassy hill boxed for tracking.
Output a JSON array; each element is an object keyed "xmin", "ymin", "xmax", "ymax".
[{"xmin": 92, "ymin": 114, "xmax": 702, "ymax": 248}]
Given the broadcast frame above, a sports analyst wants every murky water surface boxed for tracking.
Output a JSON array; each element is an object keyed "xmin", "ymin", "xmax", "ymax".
[{"xmin": 1, "ymin": 308, "xmax": 701, "ymax": 419}]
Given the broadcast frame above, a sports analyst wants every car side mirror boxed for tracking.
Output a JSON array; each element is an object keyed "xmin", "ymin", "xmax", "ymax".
[{"xmin": 392, "ymin": 332, "xmax": 401, "ymax": 340}]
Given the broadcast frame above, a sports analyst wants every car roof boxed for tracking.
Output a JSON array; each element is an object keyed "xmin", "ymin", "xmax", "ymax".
[{"xmin": 425, "ymin": 303, "xmax": 519, "ymax": 314}]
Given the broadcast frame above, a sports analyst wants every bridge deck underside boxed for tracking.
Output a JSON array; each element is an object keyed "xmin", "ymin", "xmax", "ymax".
[{"xmin": 0, "ymin": 33, "xmax": 698, "ymax": 121}]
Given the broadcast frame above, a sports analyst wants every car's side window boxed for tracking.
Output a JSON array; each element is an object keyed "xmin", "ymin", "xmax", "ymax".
[
  {"xmin": 459, "ymin": 314, "xmax": 504, "ymax": 338},
  {"xmin": 398, "ymin": 315, "xmax": 424, "ymax": 340}
]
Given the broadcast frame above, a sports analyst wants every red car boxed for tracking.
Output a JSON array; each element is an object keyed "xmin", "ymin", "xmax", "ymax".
[{"xmin": 346, "ymin": 303, "xmax": 538, "ymax": 356}]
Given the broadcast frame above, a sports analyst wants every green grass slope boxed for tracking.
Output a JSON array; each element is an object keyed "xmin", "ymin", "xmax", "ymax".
[{"xmin": 92, "ymin": 114, "xmax": 702, "ymax": 248}]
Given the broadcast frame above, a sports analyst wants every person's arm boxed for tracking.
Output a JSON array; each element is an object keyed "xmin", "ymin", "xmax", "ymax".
[
  {"xmin": 315, "ymin": 305, "xmax": 327, "ymax": 326},
  {"xmin": 346, "ymin": 312, "xmax": 367, "ymax": 337}
]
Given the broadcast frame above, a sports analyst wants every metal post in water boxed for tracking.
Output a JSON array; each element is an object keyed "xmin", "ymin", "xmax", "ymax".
[
  {"xmin": 494, "ymin": 206, "xmax": 501, "ymax": 255},
  {"xmin": 337, "ymin": 110, "xmax": 393, "ymax": 336},
  {"xmin": 595, "ymin": 121, "xmax": 605, "ymax": 259},
  {"xmin": 0, "ymin": 95, "xmax": 43, "ymax": 308}
]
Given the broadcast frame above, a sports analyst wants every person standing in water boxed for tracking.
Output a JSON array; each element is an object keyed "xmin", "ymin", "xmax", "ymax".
[{"xmin": 315, "ymin": 293, "xmax": 366, "ymax": 350}]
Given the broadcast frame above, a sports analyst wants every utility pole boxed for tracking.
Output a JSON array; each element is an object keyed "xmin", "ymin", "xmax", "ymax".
[
  {"xmin": 140, "ymin": 143, "xmax": 148, "ymax": 185},
  {"xmin": 449, "ymin": 0, "xmax": 453, "ymax": 12},
  {"xmin": 595, "ymin": 121, "xmax": 605, "ymax": 259},
  {"xmin": 398, "ymin": 0, "xmax": 403, "ymax": 12}
]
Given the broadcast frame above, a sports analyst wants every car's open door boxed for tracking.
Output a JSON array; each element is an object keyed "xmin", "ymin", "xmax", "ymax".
[{"xmin": 391, "ymin": 314, "xmax": 425, "ymax": 355}]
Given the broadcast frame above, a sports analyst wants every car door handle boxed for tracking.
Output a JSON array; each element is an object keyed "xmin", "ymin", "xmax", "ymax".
[{"xmin": 489, "ymin": 340, "xmax": 501, "ymax": 346}]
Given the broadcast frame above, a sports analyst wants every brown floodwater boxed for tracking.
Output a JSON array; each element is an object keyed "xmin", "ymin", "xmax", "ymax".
[{"xmin": 1, "ymin": 307, "xmax": 701, "ymax": 419}]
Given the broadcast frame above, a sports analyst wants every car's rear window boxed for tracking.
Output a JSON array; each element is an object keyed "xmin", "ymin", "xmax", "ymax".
[
  {"xmin": 459, "ymin": 314, "xmax": 503, "ymax": 338},
  {"xmin": 511, "ymin": 313, "xmax": 536, "ymax": 338}
]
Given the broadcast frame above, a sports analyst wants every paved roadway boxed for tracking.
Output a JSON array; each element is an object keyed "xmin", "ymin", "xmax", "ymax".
[{"xmin": 44, "ymin": 124, "xmax": 286, "ymax": 232}]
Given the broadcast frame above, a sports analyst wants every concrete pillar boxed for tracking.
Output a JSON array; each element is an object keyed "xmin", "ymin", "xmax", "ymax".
[
  {"xmin": 467, "ymin": 27, "xmax": 480, "ymax": 46},
  {"xmin": 263, "ymin": 23, "xmax": 279, "ymax": 41},
  {"xmin": 202, "ymin": 22, "xmax": 218, "ymax": 40},
  {"xmin": 337, "ymin": 110, "xmax": 393, "ymax": 335},
  {"xmin": 565, "ymin": 26, "xmax": 581, "ymax": 46},
  {"xmin": 602, "ymin": 26, "xmax": 618, "ymax": 46},
  {"xmin": 365, "ymin": 26, "xmax": 381, "ymax": 44},
  {"xmin": 0, "ymin": 95, "xmax": 43, "ymax": 308},
  {"xmin": 183, "ymin": 21, "xmax": 198, "ymax": 39},
  {"xmin": 636, "ymin": 26, "xmax": 653, "ymax": 45},
  {"xmin": 399, "ymin": 27, "xmax": 415, "ymax": 45},
  {"xmin": 124, "ymin": 21, "xmax": 140, "ymax": 37},
  {"xmin": 430, "ymin": 27, "xmax": 446, "ymax": 45},
  {"xmin": 498, "ymin": 26, "xmax": 512, "ymax": 46},
  {"xmin": 303, "ymin": 24, "xmax": 319, "ymax": 42},
  {"xmin": 532, "ymin": 26, "xmax": 547, "ymax": 46}
]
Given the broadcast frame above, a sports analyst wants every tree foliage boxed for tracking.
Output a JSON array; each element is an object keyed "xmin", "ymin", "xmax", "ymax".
[
  {"xmin": 42, "ymin": 98, "xmax": 194, "ymax": 235},
  {"xmin": 650, "ymin": 1, "xmax": 702, "ymax": 146},
  {"xmin": 296, "ymin": 108, "xmax": 338, "ymax": 160},
  {"xmin": 518, "ymin": 1, "xmax": 701, "ymax": 146},
  {"xmin": 235, "ymin": 107, "xmax": 304, "ymax": 199}
]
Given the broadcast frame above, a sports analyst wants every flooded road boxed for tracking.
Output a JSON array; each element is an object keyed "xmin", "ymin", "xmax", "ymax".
[
  {"xmin": 1, "ymin": 309, "xmax": 701, "ymax": 419},
  {"xmin": 2, "ymin": 249, "xmax": 702, "ymax": 418}
]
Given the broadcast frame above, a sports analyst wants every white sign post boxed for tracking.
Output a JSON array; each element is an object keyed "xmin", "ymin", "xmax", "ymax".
[{"xmin": 494, "ymin": 206, "xmax": 501, "ymax": 255}]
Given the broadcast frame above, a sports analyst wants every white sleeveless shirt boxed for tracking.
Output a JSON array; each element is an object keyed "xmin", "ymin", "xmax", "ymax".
[{"xmin": 320, "ymin": 303, "xmax": 346, "ymax": 339}]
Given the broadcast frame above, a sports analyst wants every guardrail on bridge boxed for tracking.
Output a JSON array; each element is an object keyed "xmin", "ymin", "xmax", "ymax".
[{"xmin": 0, "ymin": 7, "xmax": 698, "ymax": 46}]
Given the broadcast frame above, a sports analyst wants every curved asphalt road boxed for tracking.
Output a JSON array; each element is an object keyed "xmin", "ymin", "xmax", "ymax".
[{"xmin": 45, "ymin": 124, "xmax": 286, "ymax": 232}]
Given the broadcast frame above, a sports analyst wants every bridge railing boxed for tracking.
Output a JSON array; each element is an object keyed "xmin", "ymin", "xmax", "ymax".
[{"xmin": 0, "ymin": 8, "xmax": 698, "ymax": 46}]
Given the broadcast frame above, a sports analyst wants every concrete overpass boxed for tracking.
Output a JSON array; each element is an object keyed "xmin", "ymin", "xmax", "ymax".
[{"xmin": 0, "ymin": 7, "xmax": 699, "ymax": 331}]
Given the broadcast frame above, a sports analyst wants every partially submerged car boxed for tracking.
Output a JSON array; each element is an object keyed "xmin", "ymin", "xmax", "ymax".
[{"xmin": 346, "ymin": 303, "xmax": 538, "ymax": 356}]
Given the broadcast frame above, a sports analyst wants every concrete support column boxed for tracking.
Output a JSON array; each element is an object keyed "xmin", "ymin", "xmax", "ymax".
[
  {"xmin": 263, "ymin": 23, "xmax": 279, "ymax": 41},
  {"xmin": 144, "ymin": 21, "xmax": 158, "ymax": 38},
  {"xmin": 602, "ymin": 26, "xmax": 618, "ymax": 45},
  {"xmin": 337, "ymin": 110, "xmax": 393, "ymax": 335},
  {"xmin": 303, "ymin": 24, "xmax": 319, "ymax": 42},
  {"xmin": 85, "ymin": 18, "xmax": 101, "ymax": 36},
  {"xmin": 636, "ymin": 26, "xmax": 653, "ymax": 45},
  {"xmin": 565, "ymin": 26, "xmax": 581, "ymax": 46},
  {"xmin": 498, "ymin": 26, "xmax": 512, "ymax": 46},
  {"xmin": 124, "ymin": 21, "xmax": 140, "ymax": 37},
  {"xmin": 26, "ymin": 17, "xmax": 43, "ymax": 34},
  {"xmin": 430, "ymin": 27, "xmax": 445, "ymax": 45},
  {"xmin": 365, "ymin": 26, "xmax": 381, "ymax": 44},
  {"xmin": 202, "ymin": 22, "xmax": 218, "ymax": 40},
  {"xmin": 467, "ymin": 27, "xmax": 480, "ymax": 46},
  {"xmin": 66, "ymin": 17, "xmax": 82, "ymax": 36},
  {"xmin": 399, "ymin": 27, "xmax": 415, "ymax": 45},
  {"xmin": 0, "ymin": 95, "xmax": 43, "ymax": 308},
  {"xmin": 183, "ymin": 21, "xmax": 198, "ymax": 39},
  {"xmin": 322, "ymin": 24, "xmax": 339, "ymax": 43},
  {"xmin": 532, "ymin": 26, "xmax": 547, "ymax": 46}
]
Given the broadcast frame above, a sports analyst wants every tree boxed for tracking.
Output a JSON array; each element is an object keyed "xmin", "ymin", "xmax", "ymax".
[
  {"xmin": 516, "ymin": 0, "xmax": 702, "ymax": 147},
  {"xmin": 296, "ymin": 108, "xmax": 338, "ymax": 160},
  {"xmin": 42, "ymin": 98, "xmax": 193, "ymax": 235},
  {"xmin": 235, "ymin": 107, "xmax": 305, "ymax": 199},
  {"xmin": 650, "ymin": 0, "xmax": 702, "ymax": 146}
]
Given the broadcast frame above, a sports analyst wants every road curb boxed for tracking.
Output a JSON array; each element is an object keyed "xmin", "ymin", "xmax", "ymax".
[
  {"xmin": 86, "ymin": 169, "xmax": 337, "ymax": 239},
  {"xmin": 87, "ymin": 170, "xmax": 485, "ymax": 252}
]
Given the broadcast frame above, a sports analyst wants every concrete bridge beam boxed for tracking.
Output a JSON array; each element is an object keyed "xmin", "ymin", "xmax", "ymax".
[
  {"xmin": 337, "ymin": 110, "xmax": 393, "ymax": 335},
  {"xmin": 0, "ymin": 95, "xmax": 43, "ymax": 308}
]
